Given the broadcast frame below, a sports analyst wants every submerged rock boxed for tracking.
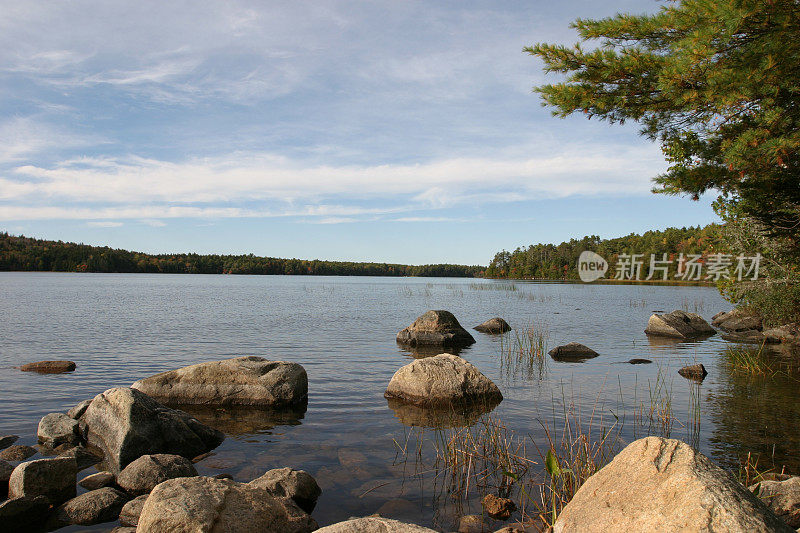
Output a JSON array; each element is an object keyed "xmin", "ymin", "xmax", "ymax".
[
  {"xmin": 678, "ymin": 363, "xmax": 708, "ymax": 381},
  {"xmin": 386, "ymin": 397, "xmax": 499, "ymax": 428},
  {"xmin": 474, "ymin": 317, "xmax": 512, "ymax": 334},
  {"xmin": 384, "ymin": 354, "xmax": 502, "ymax": 407},
  {"xmin": 81, "ymin": 387, "xmax": 224, "ymax": 472},
  {"xmin": 316, "ymin": 517, "xmax": 437, "ymax": 532},
  {"xmin": 553, "ymin": 436, "xmax": 791, "ymax": 533},
  {"xmin": 132, "ymin": 356, "xmax": 308, "ymax": 408},
  {"xmin": 627, "ymin": 358, "xmax": 652, "ymax": 365},
  {"xmin": 645, "ymin": 310, "xmax": 715, "ymax": 339},
  {"xmin": 0, "ymin": 444, "xmax": 37, "ymax": 461},
  {"xmin": 0, "ymin": 434, "xmax": 19, "ymax": 450},
  {"xmin": 396, "ymin": 310, "xmax": 476, "ymax": 348},
  {"xmin": 548, "ymin": 342, "xmax": 599, "ymax": 362},
  {"xmin": 750, "ymin": 475, "xmax": 800, "ymax": 527},
  {"xmin": 8, "ymin": 456, "xmax": 77, "ymax": 504},
  {"xmin": 117, "ymin": 453, "xmax": 198, "ymax": 496},
  {"xmin": 137, "ymin": 475, "xmax": 317, "ymax": 533},
  {"xmin": 482, "ymin": 493, "xmax": 516, "ymax": 520},
  {"xmin": 248, "ymin": 467, "xmax": 321, "ymax": 514},
  {"xmin": 19, "ymin": 360, "xmax": 76, "ymax": 373}
]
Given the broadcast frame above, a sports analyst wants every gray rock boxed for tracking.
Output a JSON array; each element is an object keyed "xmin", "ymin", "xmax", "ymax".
[
  {"xmin": 117, "ymin": 453, "xmax": 198, "ymax": 496},
  {"xmin": 137, "ymin": 475, "xmax": 317, "ymax": 532},
  {"xmin": 0, "ymin": 459, "xmax": 12, "ymax": 498},
  {"xmin": 0, "ymin": 444, "xmax": 37, "ymax": 461},
  {"xmin": 249, "ymin": 467, "xmax": 321, "ymax": 513},
  {"xmin": 474, "ymin": 317, "xmax": 511, "ymax": 334},
  {"xmin": 58, "ymin": 445, "xmax": 103, "ymax": 471},
  {"xmin": 81, "ymin": 387, "xmax": 224, "ymax": 472},
  {"xmin": 53, "ymin": 487, "xmax": 129, "ymax": 526},
  {"xmin": 553, "ymin": 436, "xmax": 792, "ymax": 533},
  {"xmin": 548, "ymin": 342, "xmax": 599, "ymax": 361},
  {"xmin": 397, "ymin": 310, "xmax": 476, "ymax": 347},
  {"xmin": 750, "ymin": 475, "xmax": 800, "ymax": 527},
  {"xmin": 119, "ymin": 494, "xmax": 148, "ymax": 526},
  {"xmin": 0, "ymin": 434, "xmax": 19, "ymax": 450},
  {"xmin": 0, "ymin": 496, "xmax": 51, "ymax": 533},
  {"xmin": 678, "ymin": 363, "xmax": 708, "ymax": 381},
  {"xmin": 384, "ymin": 353, "xmax": 502, "ymax": 407},
  {"xmin": 132, "ymin": 356, "xmax": 308, "ymax": 408},
  {"xmin": 713, "ymin": 309, "xmax": 763, "ymax": 332},
  {"xmin": 79, "ymin": 470, "xmax": 115, "ymax": 490},
  {"xmin": 721, "ymin": 330, "xmax": 782, "ymax": 344},
  {"xmin": 645, "ymin": 310, "xmax": 716, "ymax": 339},
  {"xmin": 316, "ymin": 517, "xmax": 437, "ymax": 532},
  {"xmin": 68, "ymin": 399, "xmax": 93, "ymax": 419},
  {"xmin": 8, "ymin": 456, "xmax": 77, "ymax": 504},
  {"xmin": 19, "ymin": 360, "xmax": 76, "ymax": 373},
  {"xmin": 38, "ymin": 412, "xmax": 83, "ymax": 447}
]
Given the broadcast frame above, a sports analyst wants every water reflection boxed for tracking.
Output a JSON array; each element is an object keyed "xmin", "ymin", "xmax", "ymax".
[
  {"xmin": 177, "ymin": 403, "xmax": 306, "ymax": 435},
  {"xmin": 386, "ymin": 397, "xmax": 501, "ymax": 428},
  {"xmin": 398, "ymin": 344, "xmax": 466, "ymax": 359}
]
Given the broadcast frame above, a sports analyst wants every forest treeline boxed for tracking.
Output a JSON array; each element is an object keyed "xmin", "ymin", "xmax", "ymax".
[
  {"xmin": 486, "ymin": 225, "xmax": 723, "ymax": 280},
  {"xmin": 0, "ymin": 233, "xmax": 483, "ymax": 277}
]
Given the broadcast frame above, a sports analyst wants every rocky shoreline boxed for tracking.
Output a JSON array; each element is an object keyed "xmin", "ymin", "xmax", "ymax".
[{"xmin": 3, "ymin": 308, "xmax": 799, "ymax": 532}]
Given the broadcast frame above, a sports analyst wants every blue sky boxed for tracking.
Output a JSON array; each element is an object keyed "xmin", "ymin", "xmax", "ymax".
[{"xmin": 0, "ymin": 1, "xmax": 719, "ymax": 265}]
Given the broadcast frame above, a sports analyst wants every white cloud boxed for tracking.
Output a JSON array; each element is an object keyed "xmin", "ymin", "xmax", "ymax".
[{"xmin": 87, "ymin": 221, "xmax": 123, "ymax": 227}]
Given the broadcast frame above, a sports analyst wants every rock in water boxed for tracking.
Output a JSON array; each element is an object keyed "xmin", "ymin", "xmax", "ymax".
[
  {"xmin": 750, "ymin": 475, "xmax": 800, "ymax": 527},
  {"xmin": 548, "ymin": 342, "xmax": 599, "ymax": 361},
  {"xmin": 38, "ymin": 412, "xmax": 83, "ymax": 447},
  {"xmin": 81, "ymin": 387, "xmax": 224, "ymax": 473},
  {"xmin": 137, "ymin": 476, "xmax": 317, "ymax": 533},
  {"xmin": 19, "ymin": 360, "xmax": 76, "ymax": 373},
  {"xmin": 678, "ymin": 363, "xmax": 708, "ymax": 381},
  {"xmin": 248, "ymin": 467, "xmax": 322, "ymax": 514},
  {"xmin": 0, "ymin": 445, "xmax": 37, "ymax": 461},
  {"xmin": 79, "ymin": 471, "xmax": 115, "ymax": 490},
  {"xmin": 315, "ymin": 517, "xmax": 437, "ymax": 532},
  {"xmin": 384, "ymin": 354, "xmax": 502, "ymax": 407},
  {"xmin": 53, "ymin": 487, "xmax": 130, "ymax": 526},
  {"xmin": 117, "ymin": 454, "xmax": 198, "ymax": 496},
  {"xmin": 396, "ymin": 310, "xmax": 476, "ymax": 347},
  {"xmin": 474, "ymin": 317, "xmax": 511, "ymax": 334},
  {"xmin": 553, "ymin": 436, "xmax": 793, "ymax": 532},
  {"xmin": 0, "ymin": 434, "xmax": 19, "ymax": 450},
  {"xmin": 713, "ymin": 309, "xmax": 763, "ymax": 332},
  {"xmin": 482, "ymin": 493, "xmax": 516, "ymax": 520},
  {"xmin": 132, "ymin": 356, "xmax": 308, "ymax": 408},
  {"xmin": 8, "ymin": 456, "xmax": 77, "ymax": 504},
  {"xmin": 645, "ymin": 310, "xmax": 716, "ymax": 339}
]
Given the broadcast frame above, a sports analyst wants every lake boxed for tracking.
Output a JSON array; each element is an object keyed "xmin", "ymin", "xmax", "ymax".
[{"xmin": 1, "ymin": 272, "xmax": 798, "ymax": 531}]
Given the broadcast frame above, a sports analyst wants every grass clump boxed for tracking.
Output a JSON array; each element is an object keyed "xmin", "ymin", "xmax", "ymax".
[
  {"xmin": 498, "ymin": 321, "xmax": 549, "ymax": 380},
  {"xmin": 724, "ymin": 342, "xmax": 777, "ymax": 376}
]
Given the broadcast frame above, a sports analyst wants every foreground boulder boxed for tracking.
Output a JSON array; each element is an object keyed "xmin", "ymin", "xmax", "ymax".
[
  {"xmin": 384, "ymin": 354, "xmax": 502, "ymax": 407},
  {"xmin": 316, "ymin": 517, "xmax": 437, "ymax": 532},
  {"xmin": 474, "ymin": 317, "xmax": 512, "ymax": 334},
  {"xmin": 645, "ymin": 310, "xmax": 716, "ymax": 339},
  {"xmin": 117, "ymin": 453, "xmax": 198, "ymax": 496},
  {"xmin": 38, "ymin": 412, "xmax": 84, "ymax": 447},
  {"xmin": 553, "ymin": 436, "xmax": 792, "ymax": 532},
  {"xmin": 249, "ymin": 467, "xmax": 321, "ymax": 514},
  {"xmin": 8, "ymin": 456, "xmax": 76, "ymax": 503},
  {"xmin": 548, "ymin": 342, "xmax": 599, "ymax": 362},
  {"xmin": 19, "ymin": 360, "xmax": 76, "ymax": 373},
  {"xmin": 137, "ymin": 476, "xmax": 317, "ymax": 533},
  {"xmin": 0, "ymin": 496, "xmax": 50, "ymax": 532},
  {"xmin": 750, "ymin": 476, "xmax": 800, "ymax": 527},
  {"xmin": 396, "ymin": 310, "xmax": 476, "ymax": 347},
  {"xmin": 53, "ymin": 487, "xmax": 130, "ymax": 526},
  {"xmin": 132, "ymin": 356, "xmax": 308, "ymax": 408},
  {"xmin": 81, "ymin": 387, "xmax": 224, "ymax": 472}
]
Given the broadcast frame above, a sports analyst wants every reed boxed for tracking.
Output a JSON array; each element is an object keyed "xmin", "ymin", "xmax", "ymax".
[
  {"xmin": 724, "ymin": 342, "xmax": 777, "ymax": 376},
  {"xmin": 498, "ymin": 321, "xmax": 549, "ymax": 380}
]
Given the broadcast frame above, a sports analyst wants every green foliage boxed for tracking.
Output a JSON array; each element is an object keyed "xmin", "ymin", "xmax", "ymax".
[
  {"xmin": 527, "ymin": 0, "xmax": 800, "ymax": 246},
  {"xmin": 0, "ymin": 233, "xmax": 484, "ymax": 278},
  {"xmin": 486, "ymin": 225, "xmax": 720, "ymax": 280}
]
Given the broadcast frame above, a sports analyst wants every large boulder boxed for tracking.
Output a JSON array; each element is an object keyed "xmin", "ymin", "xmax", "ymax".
[
  {"xmin": 53, "ymin": 487, "xmax": 130, "ymax": 526},
  {"xmin": 81, "ymin": 387, "xmax": 224, "ymax": 472},
  {"xmin": 248, "ymin": 467, "xmax": 321, "ymax": 514},
  {"xmin": 117, "ymin": 453, "xmax": 198, "ymax": 496},
  {"xmin": 19, "ymin": 360, "xmax": 76, "ymax": 373},
  {"xmin": 316, "ymin": 517, "xmax": 437, "ymax": 532},
  {"xmin": 713, "ymin": 309, "xmax": 763, "ymax": 332},
  {"xmin": 8, "ymin": 456, "xmax": 77, "ymax": 504},
  {"xmin": 474, "ymin": 317, "xmax": 512, "ymax": 334},
  {"xmin": 38, "ymin": 412, "xmax": 84, "ymax": 447},
  {"xmin": 750, "ymin": 475, "xmax": 800, "ymax": 527},
  {"xmin": 548, "ymin": 342, "xmax": 599, "ymax": 362},
  {"xmin": 384, "ymin": 354, "xmax": 502, "ymax": 407},
  {"xmin": 553, "ymin": 436, "xmax": 792, "ymax": 532},
  {"xmin": 645, "ymin": 310, "xmax": 716, "ymax": 339},
  {"xmin": 396, "ymin": 310, "xmax": 476, "ymax": 347},
  {"xmin": 132, "ymin": 356, "xmax": 308, "ymax": 408},
  {"xmin": 136, "ymin": 476, "xmax": 317, "ymax": 533}
]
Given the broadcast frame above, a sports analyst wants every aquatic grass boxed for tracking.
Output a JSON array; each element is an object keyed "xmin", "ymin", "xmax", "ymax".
[
  {"xmin": 629, "ymin": 363, "xmax": 678, "ymax": 439},
  {"xmin": 468, "ymin": 282, "xmax": 518, "ymax": 292},
  {"xmin": 737, "ymin": 450, "xmax": 787, "ymax": 488},
  {"xmin": 498, "ymin": 321, "xmax": 549, "ymax": 380},
  {"xmin": 724, "ymin": 342, "xmax": 778, "ymax": 376}
]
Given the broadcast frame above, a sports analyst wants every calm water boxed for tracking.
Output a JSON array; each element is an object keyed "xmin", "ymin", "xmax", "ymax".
[{"xmin": 1, "ymin": 273, "xmax": 798, "ymax": 531}]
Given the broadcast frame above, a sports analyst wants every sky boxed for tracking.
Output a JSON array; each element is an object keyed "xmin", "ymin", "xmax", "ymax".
[{"xmin": 0, "ymin": 0, "xmax": 720, "ymax": 266}]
